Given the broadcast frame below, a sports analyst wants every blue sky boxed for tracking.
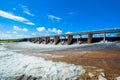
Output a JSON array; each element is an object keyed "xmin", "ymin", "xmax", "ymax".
[{"xmin": 0, "ymin": 0, "xmax": 120, "ymax": 39}]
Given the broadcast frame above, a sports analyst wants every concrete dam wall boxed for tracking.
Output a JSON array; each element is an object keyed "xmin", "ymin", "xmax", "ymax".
[{"xmin": 23, "ymin": 29, "xmax": 120, "ymax": 45}]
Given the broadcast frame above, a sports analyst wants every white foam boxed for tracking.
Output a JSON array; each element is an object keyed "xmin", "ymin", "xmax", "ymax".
[
  {"xmin": 0, "ymin": 50, "xmax": 85, "ymax": 79},
  {"xmin": 4, "ymin": 41, "xmax": 114, "ymax": 52},
  {"xmin": 0, "ymin": 44, "xmax": 7, "ymax": 51},
  {"xmin": 116, "ymin": 76, "xmax": 120, "ymax": 80}
]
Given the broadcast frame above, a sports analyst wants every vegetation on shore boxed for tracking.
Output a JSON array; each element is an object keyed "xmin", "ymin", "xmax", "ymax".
[
  {"xmin": 117, "ymin": 32, "xmax": 120, "ymax": 37},
  {"xmin": 0, "ymin": 39, "xmax": 22, "ymax": 42}
]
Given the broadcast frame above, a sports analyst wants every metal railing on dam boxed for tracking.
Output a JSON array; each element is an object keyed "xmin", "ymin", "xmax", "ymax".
[{"xmin": 23, "ymin": 29, "xmax": 120, "ymax": 45}]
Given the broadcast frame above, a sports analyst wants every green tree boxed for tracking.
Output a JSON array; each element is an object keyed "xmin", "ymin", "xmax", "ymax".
[{"xmin": 117, "ymin": 32, "xmax": 120, "ymax": 37}]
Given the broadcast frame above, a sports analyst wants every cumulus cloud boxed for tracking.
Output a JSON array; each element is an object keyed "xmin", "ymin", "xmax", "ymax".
[
  {"xmin": 36, "ymin": 27, "xmax": 46, "ymax": 32},
  {"xmin": 20, "ymin": 5, "xmax": 34, "ymax": 16},
  {"xmin": 57, "ymin": 30, "xmax": 62, "ymax": 34},
  {"xmin": 13, "ymin": 31, "xmax": 17, "ymax": 34},
  {"xmin": 32, "ymin": 32, "xmax": 36, "ymax": 36},
  {"xmin": 23, "ymin": 28, "xmax": 28, "ymax": 32},
  {"xmin": 0, "ymin": 10, "xmax": 35, "ymax": 25},
  {"xmin": 36, "ymin": 26, "xmax": 62, "ymax": 34},
  {"xmin": 13, "ymin": 26, "xmax": 21, "ymax": 31},
  {"xmin": 66, "ymin": 31, "xmax": 72, "ymax": 34},
  {"xmin": 47, "ymin": 14, "xmax": 61, "ymax": 21},
  {"xmin": 48, "ymin": 28, "xmax": 62, "ymax": 34},
  {"xmin": 13, "ymin": 25, "xmax": 28, "ymax": 32}
]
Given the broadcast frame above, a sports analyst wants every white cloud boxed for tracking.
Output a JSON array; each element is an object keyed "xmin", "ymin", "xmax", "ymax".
[
  {"xmin": 0, "ymin": 31, "xmax": 28, "ymax": 39},
  {"xmin": 68, "ymin": 12, "xmax": 77, "ymax": 15},
  {"xmin": 0, "ymin": 32, "xmax": 12, "ymax": 39},
  {"xmin": 47, "ymin": 14, "xmax": 61, "ymax": 21},
  {"xmin": 66, "ymin": 31, "xmax": 72, "ymax": 34},
  {"xmin": 0, "ymin": 10, "xmax": 35, "ymax": 25},
  {"xmin": 48, "ymin": 28, "xmax": 56, "ymax": 33},
  {"xmin": 13, "ymin": 31, "xmax": 17, "ymax": 34},
  {"xmin": 13, "ymin": 25, "xmax": 28, "ymax": 32},
  {"xmin": 57, "ymin": 30, "xmax": 62, "ymax": 34},
  {"xmin": 36, "ymin": 27, "xmax": 46, "ymax": 32},
  {"xmin": 16, "ymin": 34, "xmax": 23, "ymax": 38},
  {"xmin": 48, "ymin": 28, "xmax": 62, "ymax": 34},
  {"xmin": 25, "ymin": 22, "xmax": 35, "ymax": 25},
  {"xmin": 13, "ymin": 26, "xmax": 21, "ymax": 31},
  {"xmin": 23, "ymin": 28, "xmax": 28, "ymax": 32},
  {"xmin": 36, "ymin": 26, "xmax": 62, "ymax": 34},
  {"xmin": 13, "ymin": 8, "xmax": 16, "ymax": 11},
  {"xmin": 32, "ymin": 32, "xmax": 36, "ymax": 36},
  {"xmin": 20, "ymin": 5, "xmax": 34, "ymax": 16}
]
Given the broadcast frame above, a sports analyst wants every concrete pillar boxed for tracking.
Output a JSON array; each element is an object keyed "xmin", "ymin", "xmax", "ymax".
[
  {"xmin": 39, "ymin": 38, "xmax": 42, "ymax": 44},
  {"xmin": 33, "ymin": 38, "xmax": 38, "ymax": 43},
  {"xmin": 88, "ymin": 33, "xmax": 93, "ymax": 43},
  {"xmin": 54, "ymin": 36, "xmax": 60, "ymax": 45},
  {"xmin": 45, "ymin": 36, "xmax": 50, "ymax": 44},
  {"xmin": 34, "ymin": 38, "xmax": 39, "ymax": 43},
  {"xmin": 103, "ymin": 32, "xmax": 106, "ymax": 42},
  {"xmin": 68, "ymin": 34, "xmax": 73, "ymax": 45}
]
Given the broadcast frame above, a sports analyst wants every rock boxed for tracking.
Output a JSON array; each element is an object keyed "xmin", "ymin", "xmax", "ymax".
[
  {"xmin": 88, "ymin": 72, "xmax": 95, "ymax": 78},
  {"xmin": 13, "ymin": 75, "xmax": 38, "ymax": 80},
  {"xmin": 116, "ymin": 76, "xmax": 120, "ymax": 80},
  {"xmin": 37, "ymin": 76, "xmax": 42, "ymax": 79},
  {"xmin": 96, "ymin": 69, "xmax": 104, "ymax": 72},
  {"xmin": 98, "ymin": 75, "xmax": 107, "ymax": 80},
  {"xmin": 71, "ymin": 76, "xmax": 79, "ymax": 80},
  {"xmin": 14, "ymin": 74, "xmax": 26, "ymax": 80},
  {"xmin": 100, "ymin": 72, "xmax": 105, "ymax": 77}
]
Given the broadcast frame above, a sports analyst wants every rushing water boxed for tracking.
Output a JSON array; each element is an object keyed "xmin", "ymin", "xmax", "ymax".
[{"xmin": 0, "ymin": 42, "xmax": 85, "ymax": 80}]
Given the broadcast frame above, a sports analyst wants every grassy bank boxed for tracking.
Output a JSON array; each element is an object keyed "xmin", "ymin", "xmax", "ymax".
[{"xmin": 0, "ymin": 39, "xmax": 22, "ymax": 43}]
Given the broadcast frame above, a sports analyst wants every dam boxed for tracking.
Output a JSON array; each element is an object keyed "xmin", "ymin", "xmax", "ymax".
[{"xmin": 25, "ymin": 29, "xmax": 120, "ymax": 45}]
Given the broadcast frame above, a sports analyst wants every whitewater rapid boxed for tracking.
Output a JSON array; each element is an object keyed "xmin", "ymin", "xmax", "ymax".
[{"xmin": 0, "ymin": 42, "xmax": 85, "ymax": 79}]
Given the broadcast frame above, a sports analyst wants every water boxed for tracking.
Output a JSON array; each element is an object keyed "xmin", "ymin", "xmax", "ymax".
[{"xmin": 0, "ymin": 42, "xmax": 86, "ymax": 80}]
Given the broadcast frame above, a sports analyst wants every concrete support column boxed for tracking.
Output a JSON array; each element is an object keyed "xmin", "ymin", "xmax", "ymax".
[
  {"xmin": 33, "ymin": 38, "xmax": 37, "ymax": 43},
  {"xmin": 54, "ymin": 36, "xmax": 60, "ymax": 45},
  {"xmin": 88, "ymin": 33, "xmax": 93, "ymax": 43},
  {"xmin": 45, "ymin": 37, "xmax": 50, "ymax": 44},
  {"xmin": 34, "ymin": 38, "xmax": 37, "ymax": 43},
  {"xmin": 103, "ymin": 32, "xmax": 106, "ymax": 43},
  {"xmin": 68, "ymin": 34, "xmax": 73, "ymax": 45},
  {"xmin": 39, "ymin": 38, "xmax": 42, "ymax": 44}
]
